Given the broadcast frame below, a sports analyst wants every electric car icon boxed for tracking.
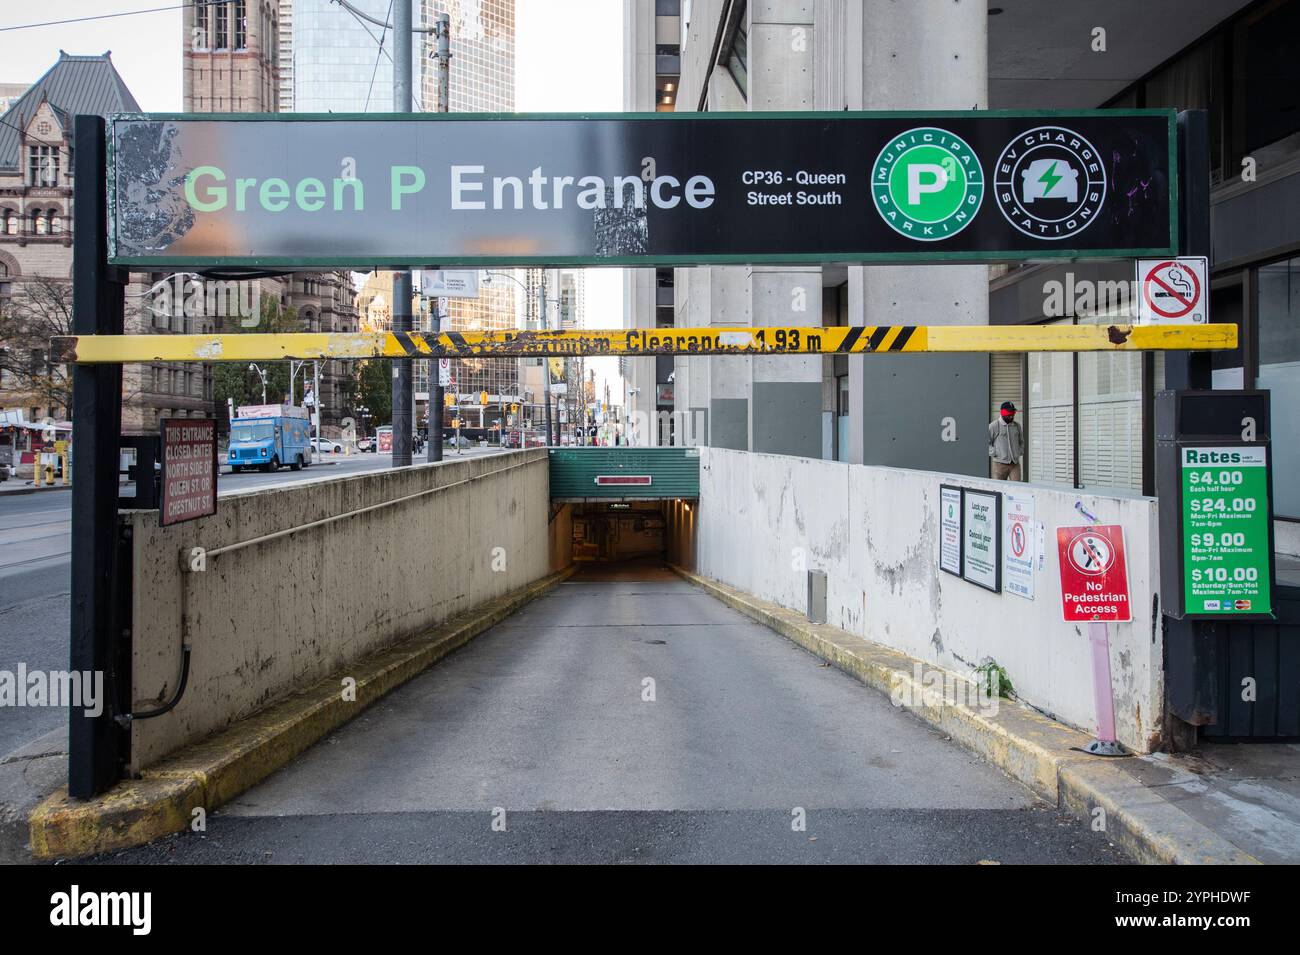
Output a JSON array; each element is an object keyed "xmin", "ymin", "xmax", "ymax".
[{"xmin": 1020, "ymin": 159, "xmax": 1078, "ymax": 203}]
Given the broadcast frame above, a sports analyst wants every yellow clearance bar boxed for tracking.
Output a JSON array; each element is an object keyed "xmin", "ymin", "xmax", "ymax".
[{"xmin": 49, "ymin": 323, "xmax": 1237, "ymax": 363}]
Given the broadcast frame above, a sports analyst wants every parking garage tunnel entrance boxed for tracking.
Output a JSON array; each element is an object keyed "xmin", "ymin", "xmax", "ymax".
[{"xmin": 548, "ymin": 447, "xmax": 699, "ymax": 571}]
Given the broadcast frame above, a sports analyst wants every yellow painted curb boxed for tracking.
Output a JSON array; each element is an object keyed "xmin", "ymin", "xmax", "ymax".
[
  {"xmin": 670, "ymin": 565, "xmax": 1260, "ymax": 866},
  {"xmin": 30, "ymin": 567, "xmax": 576, "ymax": 860}
]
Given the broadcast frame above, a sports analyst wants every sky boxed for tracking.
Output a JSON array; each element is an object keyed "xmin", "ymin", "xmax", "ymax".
[
  {"xmin": 516, "ymin": 0, "xmax": 625, "ymax": 406},
  {"xmin": 0, "ymin": 0, "xmax": 626, "ymax": 403}
]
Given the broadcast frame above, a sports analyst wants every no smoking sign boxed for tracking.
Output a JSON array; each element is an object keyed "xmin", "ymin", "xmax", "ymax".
[{"xmin": 1136, "ymin": 256, "xmax": 1207, "ymax": 325}]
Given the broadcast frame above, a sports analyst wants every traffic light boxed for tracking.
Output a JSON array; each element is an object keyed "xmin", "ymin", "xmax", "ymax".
[
  {"xmin": 444, "ymin": 392, "xmax": 455, "ymax": 407},
  {"xmin": 510, "ymin": 403, "xmax": 519, "ymax": 414},
  {"xmin": 479, "ymin": 391, "xmax": 489, "ymax": 406}
]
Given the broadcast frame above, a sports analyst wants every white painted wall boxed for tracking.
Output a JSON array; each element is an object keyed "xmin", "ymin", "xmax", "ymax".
[
  {"xmin": 698, "ymin": 448, "xmax": 1165, "ymax": 752},
  {"xmin": 1276, "ymin": 519, "xmax": 1299, "ymax": 559}
]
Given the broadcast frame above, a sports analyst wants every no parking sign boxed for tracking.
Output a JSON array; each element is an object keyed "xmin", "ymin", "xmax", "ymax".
[{"xmin": 1136, "ymin": 256, "xmax": 1208, "ymax": 325}]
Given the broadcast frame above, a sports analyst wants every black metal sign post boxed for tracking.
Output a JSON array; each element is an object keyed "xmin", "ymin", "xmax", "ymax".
[
  {"xmin": 70, "ymin": 115, "xmax": 128, "ymax": 797},
  {"xmin": 1159, "ymin": 110, "xmax": 1215, "ymax": 747},
  {"xmin": 1165, "ymin": 110, "xmax": 1212, "ymax": 393},
  {"xmin": 1156, "ymin": 111, "xmax": 1294, "ymax": 743}
]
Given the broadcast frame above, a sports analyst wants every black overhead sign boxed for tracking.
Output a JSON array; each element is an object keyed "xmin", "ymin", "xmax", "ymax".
[{"xmin": 107, "ymin": 111, "xmax": 1177, "ymax": 268}]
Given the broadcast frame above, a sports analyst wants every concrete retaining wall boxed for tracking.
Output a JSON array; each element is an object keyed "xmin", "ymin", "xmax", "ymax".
[
  {"xmin": 697, "ymin": 448, "xmax": 1164, "ymax": 752},
  {"xmin": 125, "ymin": 450, "xmax": 557, "ymax": 771},
  {"xmin": 665, "ymin": 498, "xmax": 698, "ymax": 571}
]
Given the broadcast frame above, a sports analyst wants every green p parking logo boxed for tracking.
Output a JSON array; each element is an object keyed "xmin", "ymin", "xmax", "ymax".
[{"xmin": 872, "ymin": 127, "xmax": 984, "ymax": 241}]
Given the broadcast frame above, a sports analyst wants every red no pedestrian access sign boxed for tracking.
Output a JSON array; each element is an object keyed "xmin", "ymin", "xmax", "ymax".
[
  {"xmin": 1056, "ymin": 524, "xmax": 1131, "ymax": 623},
  {"xmin": 1136, "ymin": 256, "xmax": 1207, "ymax": 325}
]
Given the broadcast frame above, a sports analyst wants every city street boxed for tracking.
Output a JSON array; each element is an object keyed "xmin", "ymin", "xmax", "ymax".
[
  {"xmin": 0, "ymin": 447, "xmax": 506, "ymax": 758},
  {"xmin": 94, "ymin": 564, "xmax": 1126, "ymax": 864},
  {"xmin": 0, "ymin": 494, "xmax": 69, "ymax": 755}
]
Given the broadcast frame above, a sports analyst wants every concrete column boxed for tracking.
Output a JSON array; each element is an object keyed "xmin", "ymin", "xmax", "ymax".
[
  {"xmin": 623, "ymin": 268, "xmax": 658, "ymax": 446},
  {"xmin": 623, "ymin": 0, "xmax": 663, "ymax": 447},
  {"xmin": 847, "ymin": 0, "xmax": 990, "ymax": 474},
  {"xmin": 750, "ymin": 267, "xmax": 823, "ymax": 456},
  {"xmin": 708, "ymin": 266, "xmax": 752, "ymax": 450},
  {"xmin": 746, "ymin": 1, "xmax": 822, "ymax": 457},
  {"xmin": 675, "ymin": 265, "xmax": 711, "ymax": 446}
]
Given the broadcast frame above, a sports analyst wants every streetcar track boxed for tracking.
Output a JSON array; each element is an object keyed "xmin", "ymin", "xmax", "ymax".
[
  {"xmin": 0, "ymin": 551, "xmax": 71, "ymax": 573},
  {"xmin": 0, "ymin": 589, "xmax": 70, "ymax": 614}
]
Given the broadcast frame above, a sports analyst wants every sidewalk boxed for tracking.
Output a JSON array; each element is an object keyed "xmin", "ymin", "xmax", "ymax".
[
  {"xmin": 673, "ymin": 566, "xmax": 1299, "ymax": 864},
  {"xmin": 1115, "ymin": 744, "xmax": 1300, "ymax": 865},
  {"xmin": 0, "ymin": 481, "xmax": 70, "ymax": 497}
]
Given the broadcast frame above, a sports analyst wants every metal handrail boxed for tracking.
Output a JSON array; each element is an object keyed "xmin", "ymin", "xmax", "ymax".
[{"xmin": 196, "ymin": 456, "xmax": 539, "ymax": 562}]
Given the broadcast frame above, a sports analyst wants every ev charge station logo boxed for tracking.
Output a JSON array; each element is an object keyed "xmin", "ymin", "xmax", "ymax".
[
  {"xmin": 872, "ymin": 127, "xmax": 984, "ymax": 241},
  {"xmin": 994, "ymin": 126, "xmax": 1106, "ymax": 240}
]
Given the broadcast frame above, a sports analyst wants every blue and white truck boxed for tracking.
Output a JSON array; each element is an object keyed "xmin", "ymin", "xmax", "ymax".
[{"xmin": 227, "ymin": 404, "xmax": 312, "ymax": 472}]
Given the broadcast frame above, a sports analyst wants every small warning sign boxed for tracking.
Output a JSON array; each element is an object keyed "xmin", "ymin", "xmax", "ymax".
[
  {"xmin": 1056, "ymin": 524, "xmax": 1131, "ymax": 622},
  {"xmin": 160, "ymin": 418, "xmax": 217, "ymax": 527},
  {"xmin": 1136, "ymin": 257, "xmax": 1207, "ymax": 325}
]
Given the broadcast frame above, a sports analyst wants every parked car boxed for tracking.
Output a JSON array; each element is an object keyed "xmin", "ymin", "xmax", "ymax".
[
  {"xmin": 312, "ymin": 437, "xmax": 344, "ymax": 454},
  {"xmin": 357, "ymin": 436, "xmax": 375, "ymax": 452}
]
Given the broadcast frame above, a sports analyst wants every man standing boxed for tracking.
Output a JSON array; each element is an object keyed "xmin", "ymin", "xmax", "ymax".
[{"xmin": 988, "ymin": 401, "xmax": 1024, "ymax": 481}]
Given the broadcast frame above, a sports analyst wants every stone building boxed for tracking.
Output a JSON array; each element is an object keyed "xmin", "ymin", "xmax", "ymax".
[
  {"xmin": 0, "ymin": 52, "xmax": 171, "ymax": 433},
  {"xmin": 181, "ymin": 0, "xmax": 359, "ymax": 430}
]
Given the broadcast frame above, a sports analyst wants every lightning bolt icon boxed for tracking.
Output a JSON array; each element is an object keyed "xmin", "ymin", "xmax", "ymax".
[{"xmin": 1037, "ymin": 160, "xmax": 1064, "ymax": 196}]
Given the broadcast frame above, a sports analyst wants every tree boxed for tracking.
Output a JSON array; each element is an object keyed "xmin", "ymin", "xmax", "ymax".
[
  {"xmin": 0, "ymin": 279, "xmax": 74, "ymax": 416},
  {"xmin": 212, "ymin": 297, "xmax": 301, "ymax": 426},
  {"xmin": 353, "ymin": 359, "xmax": 392, "ymax": 428}
]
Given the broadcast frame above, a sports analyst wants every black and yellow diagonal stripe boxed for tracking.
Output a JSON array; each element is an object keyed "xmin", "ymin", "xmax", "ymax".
[{"xmin": 48, "ymin": 323, "xmax": 1236, "ymax": 364}]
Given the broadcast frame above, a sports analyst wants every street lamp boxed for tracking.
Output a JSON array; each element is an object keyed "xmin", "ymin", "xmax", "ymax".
[
  {"xmin": 289, "ymin": 359, "xmax": 315, "ymax": 405},
  {"xmin": 355, "ymin": 403, "xmax": 371, "ymax": 450},
  {"xmin": 248, "ymin": 363, "xmax": 268, "ymax": 404}
]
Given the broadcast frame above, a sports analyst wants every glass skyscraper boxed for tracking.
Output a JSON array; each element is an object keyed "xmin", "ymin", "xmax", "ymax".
[
  {"xmin": 290, "ymin": 0, "xmax": 421, "ymax": 113},
  {"xmin": 416, "ymin": 1, "xmax": 518, "ymax": 421},
  {"xmin": 285, "ymin": 1, "xmax": 518, "ymax": 429}
]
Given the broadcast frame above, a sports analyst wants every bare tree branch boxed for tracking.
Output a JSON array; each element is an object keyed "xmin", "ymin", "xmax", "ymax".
[{"xmin": 0, "ymin": 279, "xmax": 74, "ymax": 413}]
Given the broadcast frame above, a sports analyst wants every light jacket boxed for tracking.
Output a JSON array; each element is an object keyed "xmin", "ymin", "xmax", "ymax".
[{"xmin": 988, "ymin": 417, "xmax": 1023, "ymax": 464}]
